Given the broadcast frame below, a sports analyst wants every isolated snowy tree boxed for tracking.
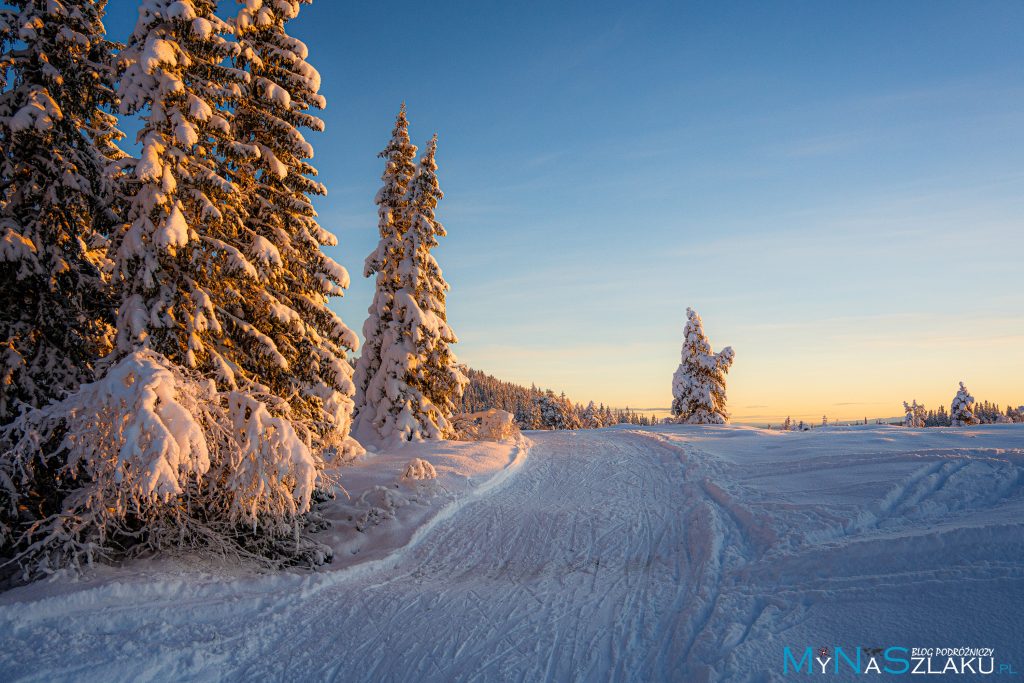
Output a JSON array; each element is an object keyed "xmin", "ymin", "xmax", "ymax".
[
  {"xmin": 950, "ymin": 381, "xmax": 978, "ymax": 427},
  {"xmin": 671, "ymin": 307, "xmax": 735, "ymax": 424},
  {"xmin": 902, "ymin": 400, "xmax": 926, "ymax": 428},
  {"xmin": 231, "ymin": 0, "xmax": 360, "ymax": 454},
  {"xmin": 0, "ymin": 0, "xmax": 122, "ymax": 424},
  {"xmin": 356, "ymin": 134, "xmax": 467, "ymax": 444},
  {"xmin": 352, "ymin": 104, "xmax": 417, "ymax": 439}
]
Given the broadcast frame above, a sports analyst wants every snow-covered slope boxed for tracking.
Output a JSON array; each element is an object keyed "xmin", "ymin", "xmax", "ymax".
[{"xmin": 1, "ymin": 425, "xmax": 1022, "ymax": 681}]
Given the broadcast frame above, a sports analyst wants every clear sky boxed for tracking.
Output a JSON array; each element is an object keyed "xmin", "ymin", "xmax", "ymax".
[{"xmin": 104, "ymin": 0, "xmax": 1024, "ymax": 423}]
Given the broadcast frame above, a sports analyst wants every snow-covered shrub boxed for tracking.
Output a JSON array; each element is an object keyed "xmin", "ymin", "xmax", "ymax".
[
  {"xmin": 951, "ymin": 382, "xmax": 979, "ymax": 427},
  {"xmin": 0, "ymin": 351, "xmax": 331, "ymax": 583},
  {"xmin": 671, "ymin": 308, "xmax": 735, "ymax": 424},
  {"xmin": 401, "ymin": 458, "xmax": 438, "ymax": 481},
  {"xmin": 452, "ymin": 409, "xmax": 519, "ymax": 442}
]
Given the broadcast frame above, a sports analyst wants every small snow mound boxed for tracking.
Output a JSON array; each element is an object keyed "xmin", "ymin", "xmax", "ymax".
[{"xmin": 402, "ymin": 458, "xmax": 438, "ymax": 480}]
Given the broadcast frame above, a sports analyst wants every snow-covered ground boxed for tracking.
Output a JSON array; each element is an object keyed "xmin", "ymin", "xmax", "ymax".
[{"xmin": 1, "ymin": 425, "xmax": 1022, "ymax": 681}]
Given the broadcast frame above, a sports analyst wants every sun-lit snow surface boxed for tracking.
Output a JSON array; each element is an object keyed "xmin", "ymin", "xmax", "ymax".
[{"xmin": 1, "ymin": 425, "xmax": 1023, "ymax": 681}]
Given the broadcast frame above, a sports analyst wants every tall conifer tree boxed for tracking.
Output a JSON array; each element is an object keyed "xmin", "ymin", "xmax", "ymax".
[
  {"xmin": 352, "ymin": 105, "xmax": 416, "ymax": 439},
  {"xmin": 0, "ymin": 0, "xmax": 122, "ymax": 423},
  {"xmin": 232, "ymin": 0, "xmax": 360, "ymax": 453},
  {"xmin": 355, "ymin": 132, "xmax": 466, "ymax": 443}
]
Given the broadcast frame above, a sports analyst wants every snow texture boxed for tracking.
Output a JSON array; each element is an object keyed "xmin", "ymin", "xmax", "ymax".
[
  {"xmin": 401, "ymin": 457, "xmax": 438, "ymax": 481},
  {"xmin": 1, "ymin": 425, "xmax": 1021, "ymax": 681}
]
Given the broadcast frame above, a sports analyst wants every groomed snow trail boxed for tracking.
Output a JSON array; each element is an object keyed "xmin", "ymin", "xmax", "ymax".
[{"xmin": 2, "ymin": 425, "xmax": 1023, "ymax": 682}]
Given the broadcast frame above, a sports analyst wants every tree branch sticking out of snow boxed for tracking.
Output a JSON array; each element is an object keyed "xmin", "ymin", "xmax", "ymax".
[
  {"xmin": 671, "ymin": 308, "xmax": 735, "ymax": 425},
  {"xmin": 0, "ymin": 351, "xmax": 331, "ymax": 583}
]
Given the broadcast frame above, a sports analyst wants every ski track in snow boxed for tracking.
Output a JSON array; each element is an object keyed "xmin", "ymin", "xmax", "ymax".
[{"xmin": 1, "ymin": 425, "xmax": 1024, "ymax": 682}]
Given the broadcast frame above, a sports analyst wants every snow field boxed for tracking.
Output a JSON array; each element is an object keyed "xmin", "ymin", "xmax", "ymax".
[{"xmin": 1, "ymin": 425, "xmax": 1022, "ymax": 682}]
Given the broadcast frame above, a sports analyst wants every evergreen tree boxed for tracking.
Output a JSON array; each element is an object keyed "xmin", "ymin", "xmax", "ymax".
[
  {"xmin": 903, "ymin": 400, "xmax": 926, "ymax": 428},
  {"xmin": 671, "ymin": 307, "xmax": 735, "ymax": 424},
  {"xmin": 0, "ymin": 0, "xmax": 122, "ymax": 423},
  {"xmin": 535, "ymin": 391, "xmax": 580, "ymax": 430},
  {"xmin": 114, "ymin": 0, "xmax": 260, "ymax": 375},
  {"xmin": 950, "ymin": 381, "xmax": 978, "ymax": 426},
  {"xmin": 352, "ymin": 104, "xmax": 416, "ymax": 439},
  {"xmin": 356, "ymin": 131, "xmax": 466, "ymax": 444},
  {"xmin": 2, "ymin": 0, "xmax": 345, "ymax": 579},
  {"xmin": 231, "ymin": 0, "xmax": 360, "ymax": 454},
  {"xmin": 393, "ymin": 134, "xmax": 466, "ymax": 429}
]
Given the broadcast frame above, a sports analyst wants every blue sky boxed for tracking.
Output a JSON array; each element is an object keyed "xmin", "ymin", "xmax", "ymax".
[{"xmin": 104, "ymin": 0, "xmax": 1024, "ymax": 422}]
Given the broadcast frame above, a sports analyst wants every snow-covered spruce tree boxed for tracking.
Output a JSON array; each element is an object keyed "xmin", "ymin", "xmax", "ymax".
[
  {"xmin": 950, "ymin": 381, "xmax": 978, "ymax": 427},
  {"xmin": 534, "ymin": 391, "xmax": 581, "ymax": 430},
  {"xmin": 352, "ymin": 104, "xmax": 417, "ymax": 441},
  {"xmin": 231, "ymin": 0, "xmax": 361, "ymax": 456},
  {"xmin": 0, "ymin": 0, "xmax": 337, "ymax": 582},
  {"xmin": 902, "ymin": 400, "xmax": 926, "ymax": 428},
  {"xmin": 114, "ymin": 0, "xmax": 259, "ymax": 380},
  {"xmin": 0, "ymin": 0, "xmax": 122, "ymax": 425},
  {"xmin": 357, "ymin": 134, "xmax": 467, "ymax": 444},
  {"xmin": 671, "ymin": 307, "xmax": 735, "ymax": 424}
]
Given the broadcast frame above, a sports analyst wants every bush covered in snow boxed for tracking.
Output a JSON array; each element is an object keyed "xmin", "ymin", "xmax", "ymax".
[
  {"xmin": 452, "ymin": 409, "xmax": 519, "ymax": 442},
  {"xmin": 401, "ymin": 458, "xmax": 438, "ymax": 481},
  {"xmin": 0, "ymin": 351, "xmax": 332, "ymax": 583}
]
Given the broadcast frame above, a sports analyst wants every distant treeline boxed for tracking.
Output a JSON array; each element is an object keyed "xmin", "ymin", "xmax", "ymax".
[
  {"xmin": 920, "ymin": 401, "xmax": 1023, "ymax": 426},
  {"xmin": 460, "ymin": 369, "xmax": 659, "ymax": 430}
]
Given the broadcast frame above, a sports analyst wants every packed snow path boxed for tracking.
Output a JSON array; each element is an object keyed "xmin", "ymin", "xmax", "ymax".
[{"xmin": 2, "ymin": 425, "xmax": 1023, "ymax": 681}]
